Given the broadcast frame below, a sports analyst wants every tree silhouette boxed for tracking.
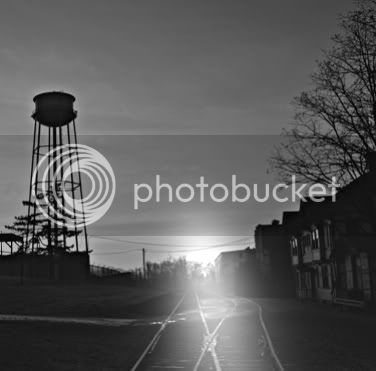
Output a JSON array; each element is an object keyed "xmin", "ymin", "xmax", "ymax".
[
  {"xmin": 270, "ymin": 0, "xmax": 376, "ymax": 185},
  {"xmin": 5, "ymin": 201, "xmax": 81, "ymax": 255}
]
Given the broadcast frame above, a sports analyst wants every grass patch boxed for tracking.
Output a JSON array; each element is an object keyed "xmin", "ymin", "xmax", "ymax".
[
  {"xmin": 0, "ymin": 321, "xmax": 156, "ymax": 370},
  {"xmin": 0, "ymin": 280, "xmax": 174, "ymax": 318}
]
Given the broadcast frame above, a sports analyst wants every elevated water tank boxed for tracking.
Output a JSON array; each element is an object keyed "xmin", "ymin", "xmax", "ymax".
[{"xmin": 32, "ymin": 91, "xmax": 77, "ymax": 127}]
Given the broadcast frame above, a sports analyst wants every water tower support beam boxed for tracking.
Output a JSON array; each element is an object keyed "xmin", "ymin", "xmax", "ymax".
[
  {"xmin": 26, "ymin": 121, "xmax": 37, "ymax": 252},
  {"xmin": 73, "ymin": 120, "xmax": 89, "ymax": 253}
]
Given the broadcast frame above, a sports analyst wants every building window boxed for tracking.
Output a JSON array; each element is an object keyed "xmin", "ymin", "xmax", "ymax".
[
  {"xmin": 311, "ymin": 227, "xmax": 320, "ymax": 249},
  {"xmin": 305, "ymin": 272, "xmax": 312, "ymax": 289},
  {"xmin": 352, "ymin": 255, "xmax": 363, "ymax": 291},
  {"xmin": 296, "ymin": 271, "xmax": 300, "ymax": 289},
  {"xmin": 337, "ymin": 261, "xmax": 347, "ymax": 289},
  {"xmin": 290, "ymin": 237, "xmax": 298, "ymax": 256},
  {"xmin": 323, "ymin": 222, "xmax": 333, "ymax": 251},
  {"xmin": 322, "ymin": 265, "xmax": 329, "ymax": 288},
  {"xmin": 301, "ymin": 233, "xmax": 311, "ymax": 253}
]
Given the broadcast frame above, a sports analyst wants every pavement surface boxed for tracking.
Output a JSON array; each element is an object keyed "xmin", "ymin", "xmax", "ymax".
[
  {"xmin": 2, "ymin": 288, "xmax": 376, "ymax": 370},
  {"xmin": 257, "ymin": 299, "xmax": 376, "ymax": 371}
]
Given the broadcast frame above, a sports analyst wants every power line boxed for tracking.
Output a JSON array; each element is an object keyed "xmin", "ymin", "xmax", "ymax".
[
  {"xmin": 146, "ymin": 242, "xmax": 250, "ymax": 254},
  {"xmin": 90, "ymin": 235, "xmax": 250, "ymax": 248},
  {"xmin": 89, "ymin": 236, "xmax": 252, "ymax": 256},
  {"xmin": 92, "ymin": 248, "xmax": 141, "ymax": 256}
]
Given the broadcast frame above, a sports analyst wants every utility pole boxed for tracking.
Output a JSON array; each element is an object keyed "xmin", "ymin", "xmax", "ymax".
[{"xmin": 142, "ymin": 248, "xmax": 146, "ymax": 279}]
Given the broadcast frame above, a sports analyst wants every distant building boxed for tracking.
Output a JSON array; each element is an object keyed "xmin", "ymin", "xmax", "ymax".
[
  {"xmin": 215, "ymin": 247, "xmax": 256, "ymax": 295},
  {"xmin": 254, "ymin": 220, "xmax": 294, "ymax": 297}
]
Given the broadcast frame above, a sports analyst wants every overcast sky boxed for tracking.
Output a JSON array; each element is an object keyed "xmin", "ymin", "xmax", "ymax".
[{"xmin": 0, "ymin": 0, "xmax": 356, "ymax": 269}]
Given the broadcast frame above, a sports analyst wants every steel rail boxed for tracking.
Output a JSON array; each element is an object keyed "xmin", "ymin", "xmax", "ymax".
[
  {"xmin": 130, "ymin": 294, "xmax": 186, "ymax": 371},
  {"xmin": 193, "ymin": 290, "xmax": 237, "ymax": 371}
]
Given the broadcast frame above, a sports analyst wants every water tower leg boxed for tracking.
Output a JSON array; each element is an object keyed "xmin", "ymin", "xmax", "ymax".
[
  {"xmin": 59, "ymin": 127, "xmax": 67, "ymax": 251},
  {"xmin": 66, "ymin": 124, "xmax": 79, "ymax": 251},
  {"xmin": 26, "ymin": 121, "xmax": 37, "ymax": 253},
  {"xmin": 31, "ymin": 123, "xmax": 41, "ymax": 254},
  {"xmin": 73, "ymin": 121, "xmax": 89, "ymax": 253}
]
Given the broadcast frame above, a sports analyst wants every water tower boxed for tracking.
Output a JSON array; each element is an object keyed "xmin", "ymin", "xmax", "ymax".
[{"xmin": 26, "ymin": 91, "xmax": 88, "ymax": 254}]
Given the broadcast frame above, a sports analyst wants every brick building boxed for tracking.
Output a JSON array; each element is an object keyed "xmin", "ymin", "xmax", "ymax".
[
  {"xmin": 254, "ymin": 220, "xmax": 294, "ymax": 297},
  {"xmin": 285, "ymin": 154, "xmax": 376, "ymax": 306}
]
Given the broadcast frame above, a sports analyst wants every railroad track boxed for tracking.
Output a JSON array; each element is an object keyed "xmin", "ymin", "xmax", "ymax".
[
  {"xmin": 193, "ymin": 290, "xmax": 234, "ymax": 371},
  {"xmin": 130, "ymin": 294, "xmax": 186, "ymax": 371},
  {"xmin": 130, "ymin": 290, "xmax": 283, "ymax": 371}
]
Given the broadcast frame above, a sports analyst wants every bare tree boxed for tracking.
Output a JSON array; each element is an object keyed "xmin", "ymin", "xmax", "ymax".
[{"xmin": 270, "ymin": 0, "xmax": 376, "ymax": 185}]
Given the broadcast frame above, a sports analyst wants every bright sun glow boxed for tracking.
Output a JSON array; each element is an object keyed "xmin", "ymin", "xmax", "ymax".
[
  {"xmin": 183, "ymin": 236, "xmax": 220, "ymax": 265},
  {"xmin": 181, "ymin": 236, "xmax": 248, "ymax": 265}
]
